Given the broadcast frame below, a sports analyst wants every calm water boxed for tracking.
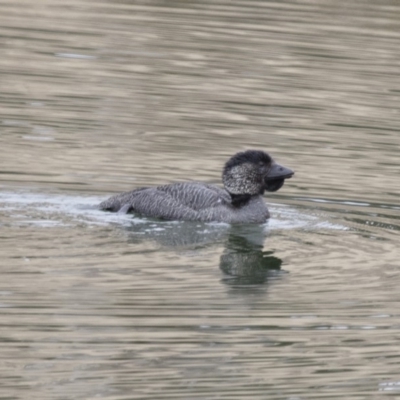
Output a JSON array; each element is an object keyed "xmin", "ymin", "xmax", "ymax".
[{"xmin": 1, "ymin": 0, "xmax": 400, "ymax": 399}]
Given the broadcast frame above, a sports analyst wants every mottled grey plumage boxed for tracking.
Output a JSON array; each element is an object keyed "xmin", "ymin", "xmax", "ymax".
[{"xmin": 100, "ymin": 150, "xmax": 294, "ymax": 224}]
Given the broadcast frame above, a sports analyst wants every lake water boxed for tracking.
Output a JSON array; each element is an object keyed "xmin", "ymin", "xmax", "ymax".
[{"xmin": 1, "ymin": 0, "xmax": 400, "ymax": 399}]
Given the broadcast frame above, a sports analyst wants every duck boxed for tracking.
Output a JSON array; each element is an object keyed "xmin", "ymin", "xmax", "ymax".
[{"xmin": 99, "ymin": 150, "xmax": 294, "ymax": 224}]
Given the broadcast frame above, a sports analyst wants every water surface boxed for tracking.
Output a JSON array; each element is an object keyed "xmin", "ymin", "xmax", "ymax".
[{"xmin": 1, "ymin": 0, "xmax": 400, "ymax": 399}]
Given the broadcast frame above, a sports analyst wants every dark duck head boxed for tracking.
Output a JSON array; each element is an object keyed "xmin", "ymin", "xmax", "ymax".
[{"xmin": 222, "ymin": 150, "xmax": 294, "ymax": 207}]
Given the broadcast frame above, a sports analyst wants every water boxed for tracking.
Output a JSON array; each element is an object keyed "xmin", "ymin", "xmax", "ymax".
[{"xmin": 1, "ymin": 0, "xmax": 400, "ymax": 399}]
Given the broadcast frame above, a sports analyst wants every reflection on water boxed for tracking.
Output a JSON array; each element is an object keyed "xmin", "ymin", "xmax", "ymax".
[
  {"xmin": 127, "ymin": 220, "xmax": 284, "ymax": 285},
  {"xmin": 1, "ymin": 0, "xmax": 400, "ymax": 399},
  {"xmin": 219, "ymin": 226, "xmax": 283, "ymax": 285}
]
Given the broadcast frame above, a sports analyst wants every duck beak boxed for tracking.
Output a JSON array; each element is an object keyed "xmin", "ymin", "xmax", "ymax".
[
  {"xmin": 264, "ymin": 162, "xmax": 294, "ymax": 192},
  {"xmin": 266, "ymin": 163, "xmax": 294, "ymax": 181}
]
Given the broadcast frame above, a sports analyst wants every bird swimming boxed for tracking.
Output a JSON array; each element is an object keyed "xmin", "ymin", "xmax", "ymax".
[{"xmin": 100, "ymin": 150, "xmax": 294, "ymax": 224}]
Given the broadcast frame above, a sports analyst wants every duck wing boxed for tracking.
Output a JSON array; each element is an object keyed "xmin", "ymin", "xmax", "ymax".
[{"xmin": 156, "ymin": 182, "xmax": 230, "ymax": 211}]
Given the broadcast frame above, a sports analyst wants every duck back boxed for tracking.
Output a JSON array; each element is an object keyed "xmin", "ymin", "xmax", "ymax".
[{"xmin": 100, "ymin": 182, "xmax": 232, "ymax": 221}]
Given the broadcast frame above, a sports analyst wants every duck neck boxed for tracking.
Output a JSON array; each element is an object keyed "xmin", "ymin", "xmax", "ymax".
[{"xmin": 229, "ymin": 193, "xmax": 252, "ymax": 208}]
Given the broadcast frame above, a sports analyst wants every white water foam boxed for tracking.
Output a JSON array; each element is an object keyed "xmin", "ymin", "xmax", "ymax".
[
  {"xmin": 0, "ymin": 191, "xmax": 137, "ymax": 228},
  {"xmin": 269, "ymin": 203, "xmax": 348, "ymax": 231},
  {"xmin": 0, "ymin": 191, "xmax": 347, "ymax": 231}
]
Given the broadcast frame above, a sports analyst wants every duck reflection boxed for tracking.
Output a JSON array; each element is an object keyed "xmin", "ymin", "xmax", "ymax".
[
  {"xmin": 125, "ymin": 221, "xmax": 282, "ymax": 285},
  {"xmin": 220, "ymin": 225, "xmax": 282, "ymax": 285}
]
